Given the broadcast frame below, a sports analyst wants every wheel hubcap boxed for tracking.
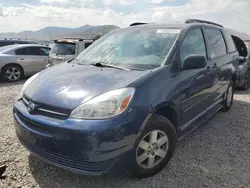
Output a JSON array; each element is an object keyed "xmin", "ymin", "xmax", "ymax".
[
  {"xmin": 6, "ymin": 67, "xmax": 20, "ymax": 81},
  {"xmin": 136, "ymin": 130, "xmax": 169, "ymax": 169},
  {"xmin": 227, "ymin": 86, "xmax": 233, "ymax": 106}
]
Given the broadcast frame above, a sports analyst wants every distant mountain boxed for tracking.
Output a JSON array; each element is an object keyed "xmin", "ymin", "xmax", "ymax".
[
  {"xmin": 63, "ymin": 25, "xmax": 120, "ymax": 39},
  {"xmin": 0, "ymin": 25, "xmax": 119, "ymax": 41},
  {"xmin": 2, "ymin": 24, "xmax": 248, "ymax": 42}
]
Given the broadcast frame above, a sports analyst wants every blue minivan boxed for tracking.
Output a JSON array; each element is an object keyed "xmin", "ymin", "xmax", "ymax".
[{"xmin": 14, "ymin": 19, "xmax": 238, "ymax": 177}]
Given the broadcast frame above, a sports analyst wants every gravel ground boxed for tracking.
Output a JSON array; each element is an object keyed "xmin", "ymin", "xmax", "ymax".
[{"xmin": 0, "ymin": 81, "xmax": 250, "ymax": 188}]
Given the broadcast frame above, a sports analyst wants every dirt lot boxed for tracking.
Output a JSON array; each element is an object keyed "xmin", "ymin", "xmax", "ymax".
[{"xmin": 0, "ymin": 81, "xmax": 250, "ymax": 188}]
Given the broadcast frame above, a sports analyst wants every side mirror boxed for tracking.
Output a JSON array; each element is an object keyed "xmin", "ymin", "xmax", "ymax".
[{"xmin": 183, "ymin": 55, "xmax": 207, "ymax": 70}]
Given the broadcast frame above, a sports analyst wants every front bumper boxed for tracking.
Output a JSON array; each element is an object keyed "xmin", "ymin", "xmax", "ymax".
[{"xmin": 13, "ymin": 100, "xmax": 141, "ymax": 175}]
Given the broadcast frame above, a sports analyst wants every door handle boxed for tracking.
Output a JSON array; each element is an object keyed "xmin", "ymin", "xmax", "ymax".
[{"xmin": 19, "ymin": 58, "xmax": 24, "ymax": 60}]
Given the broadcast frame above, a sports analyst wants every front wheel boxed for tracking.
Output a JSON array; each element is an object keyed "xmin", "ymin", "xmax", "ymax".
[
  {"xmin": 221, "ymin": 81, "xmax": 234, "ymax": 112},
  {"xmin": 131, "ymin": 115, "xmax": 177, "ymax": 178}
]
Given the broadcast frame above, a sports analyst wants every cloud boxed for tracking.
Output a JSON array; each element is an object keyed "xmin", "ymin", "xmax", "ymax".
[
  {"xmin": 0, "ymin": 5, "xmax": 3, "ymax": 16},
  {"xmin": 39, "ymin": 0, "xmax": 95, "ymax": 7},
  {"xmin": 39, "ymin": 0, "xmax": 72, "ymax": 4},
  {"xmin": 0, "ymin": 5, "xmax": 151, "ymax": 33},
  {"xmin": 0, "ymin": 0, "xmax": 250, "ymax": 35},
  {"xmin": 152, "ymin": 11, "xmax": 176, "ymax": 23},
  {"xmin": 151, "ymin": 0, "xmax": 165, "ymax": 4},
  {"xmin": 102, "ymin": 0, "xmax": 136, "ymax": 6},
  {"xmin": 152, "ymin": 0, "xmax": 250, "ymax": 33}
]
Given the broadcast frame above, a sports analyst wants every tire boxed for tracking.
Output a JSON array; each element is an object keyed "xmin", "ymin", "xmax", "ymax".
[
  {"xmin": 131, "ymin": 114, "xmax": 177, "ymax": 178},
  {"xmin": 221, "ymin": 81, "xmax": 234, "ymax": 112},
  {"xmin": 241, "ymin": 71, "xmax": 250, "ymax": 90},
  {"xmin": 2, "ymin": 64, "xmax": 23, "ymax": 82}
]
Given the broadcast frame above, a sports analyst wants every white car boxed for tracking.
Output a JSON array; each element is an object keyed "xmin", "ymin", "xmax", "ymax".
[{"xmin": 0, "ymin": 44, "xmax": 51, "ymax": 82}]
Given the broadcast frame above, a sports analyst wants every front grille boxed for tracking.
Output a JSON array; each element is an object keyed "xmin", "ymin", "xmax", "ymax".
[
  {"xmin": 15, "ymin": 108, "xmax": 53, "ymax": 135},
  {"xmin": 22, "ymin": 95, "xmax": 70, "ymax": 120},
  {"xmin": 17, "ymin": 134, "xmax": 115, "ymax": 172}
]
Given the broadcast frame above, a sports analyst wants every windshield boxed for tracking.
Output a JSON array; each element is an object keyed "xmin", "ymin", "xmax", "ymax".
[
  {"xmin": 51, "ymin": 42, "xmax": 76, "ymax": 55},
  {"xmin": 76, "ymin": 28, "xmax": 180, "ymax": 70}
]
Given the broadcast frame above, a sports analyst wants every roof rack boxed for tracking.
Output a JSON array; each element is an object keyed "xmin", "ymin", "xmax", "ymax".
[
  {"xmin": 61, "ymin": 37, "xmax": 95, "ymax": 41},
  {"xmin": 130, "ymin": 22, "xmax": 148, "ymax": 27},
  {"xmin": 54, "ymin": 38, "xmax": 95, "ymax": 43},
  {"xmin": 185, "ymin": 19, "xmax": 223, "ymax": 28},
  {"xmin": 3, "ymin": 38, "xmax": 22, "ymax": 41}
]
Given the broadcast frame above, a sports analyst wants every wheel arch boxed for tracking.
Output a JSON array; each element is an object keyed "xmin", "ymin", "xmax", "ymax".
[
  {"xmin": 1, "ymin": 63, "xmax": 24, "ymax": 75},
  {"xmin": 1, "ymin": 63, "xmax": 24, "ymax": 81},
  {"xmin": 231, "ymin": 73, "xmax": 237, "ymax": 86},
  {"xmin": 154, "ymin": 103, "xmax": 180, "ymax": 132},
  {"xmin": 138, "ymin": 102, "xmax": 180, "ymax": 139}
]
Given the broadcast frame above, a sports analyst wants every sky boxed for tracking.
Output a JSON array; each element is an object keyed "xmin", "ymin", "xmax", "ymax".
[{"xmin": 0, "ymin": 0, "xmax": 249, "ymax": 34}]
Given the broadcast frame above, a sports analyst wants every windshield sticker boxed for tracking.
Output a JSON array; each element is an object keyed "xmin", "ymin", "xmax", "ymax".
[{"xmin": 156, "ymin": 29, "xmax": 180, "ymax": 34}]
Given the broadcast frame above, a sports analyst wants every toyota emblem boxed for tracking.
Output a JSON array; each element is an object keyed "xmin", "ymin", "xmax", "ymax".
[{"xmin": 27, "ymin": 102, "xmax": 35, "ymax": 113}]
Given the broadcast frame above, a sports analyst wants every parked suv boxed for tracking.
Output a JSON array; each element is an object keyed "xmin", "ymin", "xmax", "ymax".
[
  {"xmin": 14, "ymin": 19, "xmax": 238, "ymax": 178},
  {"xmin": 47, "ymin": 38, "xmax": 94, "ymax": 67}
]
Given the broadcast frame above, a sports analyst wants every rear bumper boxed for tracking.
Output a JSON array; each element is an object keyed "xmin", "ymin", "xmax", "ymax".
[{"xmin": 13, "ymin": 100, "xmax": 141, "ymax": 175}]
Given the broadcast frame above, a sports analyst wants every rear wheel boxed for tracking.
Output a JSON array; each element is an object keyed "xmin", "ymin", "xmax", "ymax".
[
  {"xmin": 2, "ymin": 65, "xmax": 23, "ymax": 82},
  {"xmin": 241, "ymin": 71, "xmax": 250, "ymax": 90},
  {"xmin": 131, "ymin": 115, "xmax": 177, "ymax": 178},
  {"xmin": 221, "ymin": 81, "xmax": 234, "ymax": 112}
]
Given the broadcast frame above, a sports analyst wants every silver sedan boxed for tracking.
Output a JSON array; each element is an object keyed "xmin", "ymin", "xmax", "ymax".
[{"xmin": 0, "ymin": 44, "xmax": 51, "ymax": 82}]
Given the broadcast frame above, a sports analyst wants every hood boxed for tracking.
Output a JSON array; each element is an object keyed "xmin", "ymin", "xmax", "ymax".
[{"xmin": 24, "ymin": 63, "xmax": 151, "ymax": 109}]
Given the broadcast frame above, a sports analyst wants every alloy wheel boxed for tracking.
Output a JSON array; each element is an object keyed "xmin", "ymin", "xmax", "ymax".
[
  {"xmin": 5, "ymin": 67, "xmax": 21, "ymax": 81},
  {"xmin": 136, "ymin": 130, "xmax": 169, "ymax": 169}
]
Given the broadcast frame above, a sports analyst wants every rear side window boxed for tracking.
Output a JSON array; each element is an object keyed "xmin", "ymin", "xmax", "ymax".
[
  {"xmin": 15, "ymin": 47, "xmax": 37, "ymax": 55},
  {"xmin": 51, "ymin": 42, "xmax": 76, "ymax": 55},
  {"xmin": 84, "ymin": 42, "xmax": 93, "ymax": 49},
  {"xmin": 180, "ymin": 28, "xmax": 207, "ymax": 64},
  {"xmin": 223, "ymin": 32, "xmax": 236, "ymax": 53},
  {"xmin": 206, "ymin": 29, "xmax": 227, "ymax": 58},
  {"xmin": 35, "ymin": 47, "xmax": 51, "ymax": 56}
]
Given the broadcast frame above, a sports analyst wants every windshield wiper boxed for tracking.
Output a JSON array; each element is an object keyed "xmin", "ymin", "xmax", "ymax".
[{"xmin": 89, "ymin": 62, "xmax": 130, "ymax": 71}]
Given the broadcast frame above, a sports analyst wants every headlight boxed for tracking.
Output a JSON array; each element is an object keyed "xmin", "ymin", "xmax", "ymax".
[
  {"xmin": 70, "ymin": 88, "xmax": 135, "ymax": 119},
  {"xmin": 15, "ymin": 73, "xmax": 39, "ymax": 101}
]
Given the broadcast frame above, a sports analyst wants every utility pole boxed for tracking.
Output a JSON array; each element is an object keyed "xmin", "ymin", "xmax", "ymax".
[
  {"xmin": 24, "ymin": 31, "xmax": 27, "ymax": 40},
  {"xmin": 49, "ymin": 33, "xmax": 52, "ymax": 42}
]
